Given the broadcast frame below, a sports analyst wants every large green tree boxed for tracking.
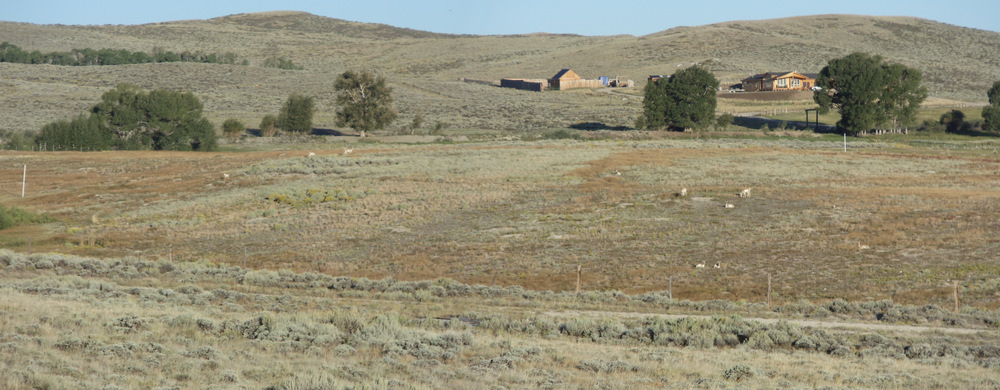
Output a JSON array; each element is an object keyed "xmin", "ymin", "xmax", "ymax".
[
  {"xmin": 640, "ymin": 67, "xmax": 718, "ymax": 131},
  {"xmin": 37, "ymin": 83, "xmax": 217, "ymax": 151},
  {"xmin": 982, "ymin": 81, "xmax": 1000, "ymax": 132},
  {"xmin": 334, "ymin": 70, "xmax": 397, "ymax": 137},
  {"xmin": 277, "ymin": 94, "xmax": 316, "ymax": 133},
  {"xmin": 814, "ymin": 53, "xmax": 927, "ymax": 135}
]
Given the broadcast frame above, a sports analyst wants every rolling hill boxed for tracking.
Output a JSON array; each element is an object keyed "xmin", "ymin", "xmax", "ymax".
[{"xmin": 1, "ymin": 12, "xmax": 998, "ymax": 133}]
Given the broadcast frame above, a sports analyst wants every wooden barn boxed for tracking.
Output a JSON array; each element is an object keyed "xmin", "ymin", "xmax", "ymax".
[
  {"xmin": 741, "ymin": 72, "xmax": 817, "ymax": 92},
  {"xmin": 549, "ymin": 69, "xmax": 604, "ymax": 90}
]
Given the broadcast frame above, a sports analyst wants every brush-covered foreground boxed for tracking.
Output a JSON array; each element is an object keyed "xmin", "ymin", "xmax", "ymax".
[{"xmin": 2, "ymin": 249, "xmax": 999, "ymax": 389}]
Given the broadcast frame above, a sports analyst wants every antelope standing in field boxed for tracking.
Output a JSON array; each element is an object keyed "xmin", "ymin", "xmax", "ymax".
[
  {"xmin": 307, "ymin": 152, "xmax": 316, "ymax": 157},
  {"xmin": 343, "ymin": 148, "xmax": 353, "ymax": 155},
  {"xmin": 713, "ymin": 262, "xmax": 721, "ymax": 269},
  {"xmin": 740, "ymin": 188, "xmax": 752, "ymax": 198},
  {"xmin": 615, "ymin": 169, "xmax": 621, "ymax": 176},
  {"xmin": 680, "ymin": 187, "xmax": 688, "ymax": 197},
  {"xmin": 222, "ymin": 173, "xmax": 230, "ymax": 180}
]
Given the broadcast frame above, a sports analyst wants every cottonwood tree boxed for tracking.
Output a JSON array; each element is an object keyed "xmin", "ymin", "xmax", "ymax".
[
  {"xmin": 277, "ymin": 94, "xmax": 315, "ymax": 133},
  {"xmin": 37, "ymin": 83, "xmax": 217, "ymax": 151},
  {"xmin": 334, "ymin": 70, "xmax": 396, "ymax": 137},
  {"xmin": 983, "ymin": 81, "xmax": 1000, "ymax": 132},
  {"xmin": 640, "ymin": 66, "xmax": 718, "ymax": 131},
  {"xmin": 814, "ymin": 52, "xmax": 927, "ymax": 135}
]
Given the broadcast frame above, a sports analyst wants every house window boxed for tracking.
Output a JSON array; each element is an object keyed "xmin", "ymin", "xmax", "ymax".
[
  {"xmin": 792, "ymin": 79, "xmax": 801, "ymax": 88},
  {"xmin": 777, "ymin": 78, "xmax": 787, "ymax": 88}
]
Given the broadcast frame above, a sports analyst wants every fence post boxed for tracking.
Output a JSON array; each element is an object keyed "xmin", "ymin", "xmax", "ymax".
[
  {"xmin": 668, "ymin": 276, "xmax": 673, "ymax": 300},
  {"xmin": 767, "ymin": 273, "xmax": 772, "ymax": 309},
  {"xmin": 575, "ymin": 265, "xmax": 582, "ymax": 295},
  {"xmin": 954, "ymin": 281, "xmax": 960, "ymax": 313}
]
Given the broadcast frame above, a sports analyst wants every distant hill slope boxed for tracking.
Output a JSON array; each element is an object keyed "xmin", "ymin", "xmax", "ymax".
[{"xmin": 0, "ymin": 12, "xmax": 997, "ymax": 132}]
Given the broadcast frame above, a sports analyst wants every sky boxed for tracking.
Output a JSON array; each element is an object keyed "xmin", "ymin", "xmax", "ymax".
[{"xmin": 3, "ymin": 0, "xmax": 999, "ymax": 36}]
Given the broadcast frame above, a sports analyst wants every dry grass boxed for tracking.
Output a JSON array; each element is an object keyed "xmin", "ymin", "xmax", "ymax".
[
  {"xmin": 2, "ymin": 250, "xmax": 999, "ymax": 389},
  {"xmin": 3, "ymin": 136, "xmax": 1000, "ymax": 309}
]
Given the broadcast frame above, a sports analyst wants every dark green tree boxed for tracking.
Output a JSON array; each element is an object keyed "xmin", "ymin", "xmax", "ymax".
[
  {"xmin": 940, "ymin": 110, "xmax": 966, "ymax": 133},
  {"xmin": 640, "ymin": 78, "xmax": 669, "ymax": 129},
  {"xmin": 982, "ymin": 81, "xmax": 1000, "ymax": 132},
  {"xmin": 334, "ymin": 70, "xmax": 397, "ymax": 137},
  {"xmin": 277, "ymin": 94, "xmax": 315, "ymax": 133},
  {"xmin": 815, "ymin": 53, "xmax": 927, "ymax": 135},
  {"xmin": 37, "ymin": 83, "xmax": 216, "ymax": 151},
  {"xmin": 640, "ymin": 67, "xmax": 719, "ymax": 131},
  {"xmin": 91, "ymin": 84, "xmax": 217, "ymax": 150}
]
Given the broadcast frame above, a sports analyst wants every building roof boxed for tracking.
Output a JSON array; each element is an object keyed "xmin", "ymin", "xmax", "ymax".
[
  {"xmin": 551, "ymin": 69, "xmax": 581, "ymax": 80},
  {"xmin": 742, "ymin": 71, "xmax": 816, "ymax": 82}
]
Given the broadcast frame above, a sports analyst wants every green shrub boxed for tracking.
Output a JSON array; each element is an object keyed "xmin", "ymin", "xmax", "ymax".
[
  {"xmin": 222, "ymin": 118, "xmax": 246, "ymax": 138},
  {"xmin": 0, "ymin": 204, "xmax": 53, "ymax": 230},
  {"xmin": 723, "ymin": 364, "xmax": 754, "ymax": 381}
]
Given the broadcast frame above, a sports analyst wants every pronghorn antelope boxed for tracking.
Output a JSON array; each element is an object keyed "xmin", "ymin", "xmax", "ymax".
[
  {"xmin": 343, "ymin": 148, "xmax": 353, "ymax": 155},
  {"xmin": 222, "ymin": 173, "xmax": 230, "ymax": 180},
  {"xmin": 307, "ymin": 152, "xmax": 316, "ymax": 157},
  {"xmin": 858, "ymin": 243, "xmax": 870, "ymax": 250},
  {"xmin": 694, "ymin": 263, "xmax": 706, "ymax": 268},
  {"xmin": 713, "ymin": 262, "xmax": 721, "ymax": 269},
  {"xmin": 680, "ymin": 187, "xmax": 688, "ymax": 197},
  {"xmin": 740, "ymin": 188, "xmax": 751, "ymax": 198},
  {"xmin": 615, "ymin": 169, "xmax": 622, "ymax": 176},
  {"xmin": 724, "ymin": 203, "xmax": 735, "ymax": 208}
]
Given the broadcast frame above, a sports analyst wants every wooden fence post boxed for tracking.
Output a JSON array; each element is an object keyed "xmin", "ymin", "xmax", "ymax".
[
  {"xmin": 767, "ymin": 273, "xmax": 772, "ymax": 309},
  {"xmin": 668, "ymin": 276, "xmax": 673, "ymax": 300},
  {"xmin": 575, "ymin": 265, "xmax": 582, "ymax": 295},
  {"xmin": 954, "ymin": 281, "xmax": 960, "ymax": 313}
]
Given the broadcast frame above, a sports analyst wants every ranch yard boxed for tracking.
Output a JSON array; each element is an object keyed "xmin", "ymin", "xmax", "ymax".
[{"xmin": 2, "ymin": 134, "xmax": 999, "ymax": 309}]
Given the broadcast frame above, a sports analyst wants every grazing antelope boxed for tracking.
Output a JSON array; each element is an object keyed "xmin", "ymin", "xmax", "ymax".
[
  {"xmin": 343, "ymin": 148, "xmax": 353, "ymax": 155},
  {"xmin": 307, "ymin": 152, "xmax": 316, "ymax": 157},
  {"xmin": 615, "ymin": 169, "xmax": 621, "ymax": 176},
  {"xmin": 694, "ymin": 263, "xmax": 705, "ymax": 268},
  {"xmin": 858, "ymin": 243, "xmax": 870, "ymax": 250},
  {"xmin": 724, "ymin": 203, "xmax": 735, "ymax": 209},
  {"xmin": 740, "ymin": 188, "xmax": 751, "ymax": 198},
  {"xmin": 222, "ymin": 173, "xmax": 230, "ymax": 180},
  {"xmin": 713, "ymin": 262, "xmax": 721, "ymax": 269},
  {"xmin": 680, "ymin": 187, "xmax": 688, "ymax": 197}
]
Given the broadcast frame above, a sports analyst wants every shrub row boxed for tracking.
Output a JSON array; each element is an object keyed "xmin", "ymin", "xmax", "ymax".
[{"xmin": 2, "ymin": 249, "xmax": 998, "ymax": 329}]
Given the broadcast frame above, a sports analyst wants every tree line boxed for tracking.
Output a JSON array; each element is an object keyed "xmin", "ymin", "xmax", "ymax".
[
  {"xmin": 0, "ymin": 42, "xmax": 247, "ymax": 66},
  {"xmin": 31, "ymin": 70, "xmax": 398, "ymax": 151}
]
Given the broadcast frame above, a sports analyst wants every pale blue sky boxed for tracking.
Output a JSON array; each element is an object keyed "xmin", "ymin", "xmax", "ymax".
[{"xmin": 3, "ymin": 0, "xmax": 998, "ymax": 36}]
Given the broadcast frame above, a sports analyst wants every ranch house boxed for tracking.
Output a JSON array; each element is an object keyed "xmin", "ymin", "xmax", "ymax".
[{"xmin": 741, "ymin": 71, "xmax": 817, "ymax": 92}]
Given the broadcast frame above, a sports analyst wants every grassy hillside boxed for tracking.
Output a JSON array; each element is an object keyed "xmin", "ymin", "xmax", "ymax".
[{"xmin": 0, "ymin": 13, "xmax": 998, "ymax": 134}]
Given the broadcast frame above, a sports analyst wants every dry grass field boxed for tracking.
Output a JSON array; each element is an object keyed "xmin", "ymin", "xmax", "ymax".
[
  {"xmin": 2, "ymin": 11, "xmax": 1000, "ymax": 389},
  {"xmin": 3, "ymin": 136, "xmax": 1000, "ymax": 310}
]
